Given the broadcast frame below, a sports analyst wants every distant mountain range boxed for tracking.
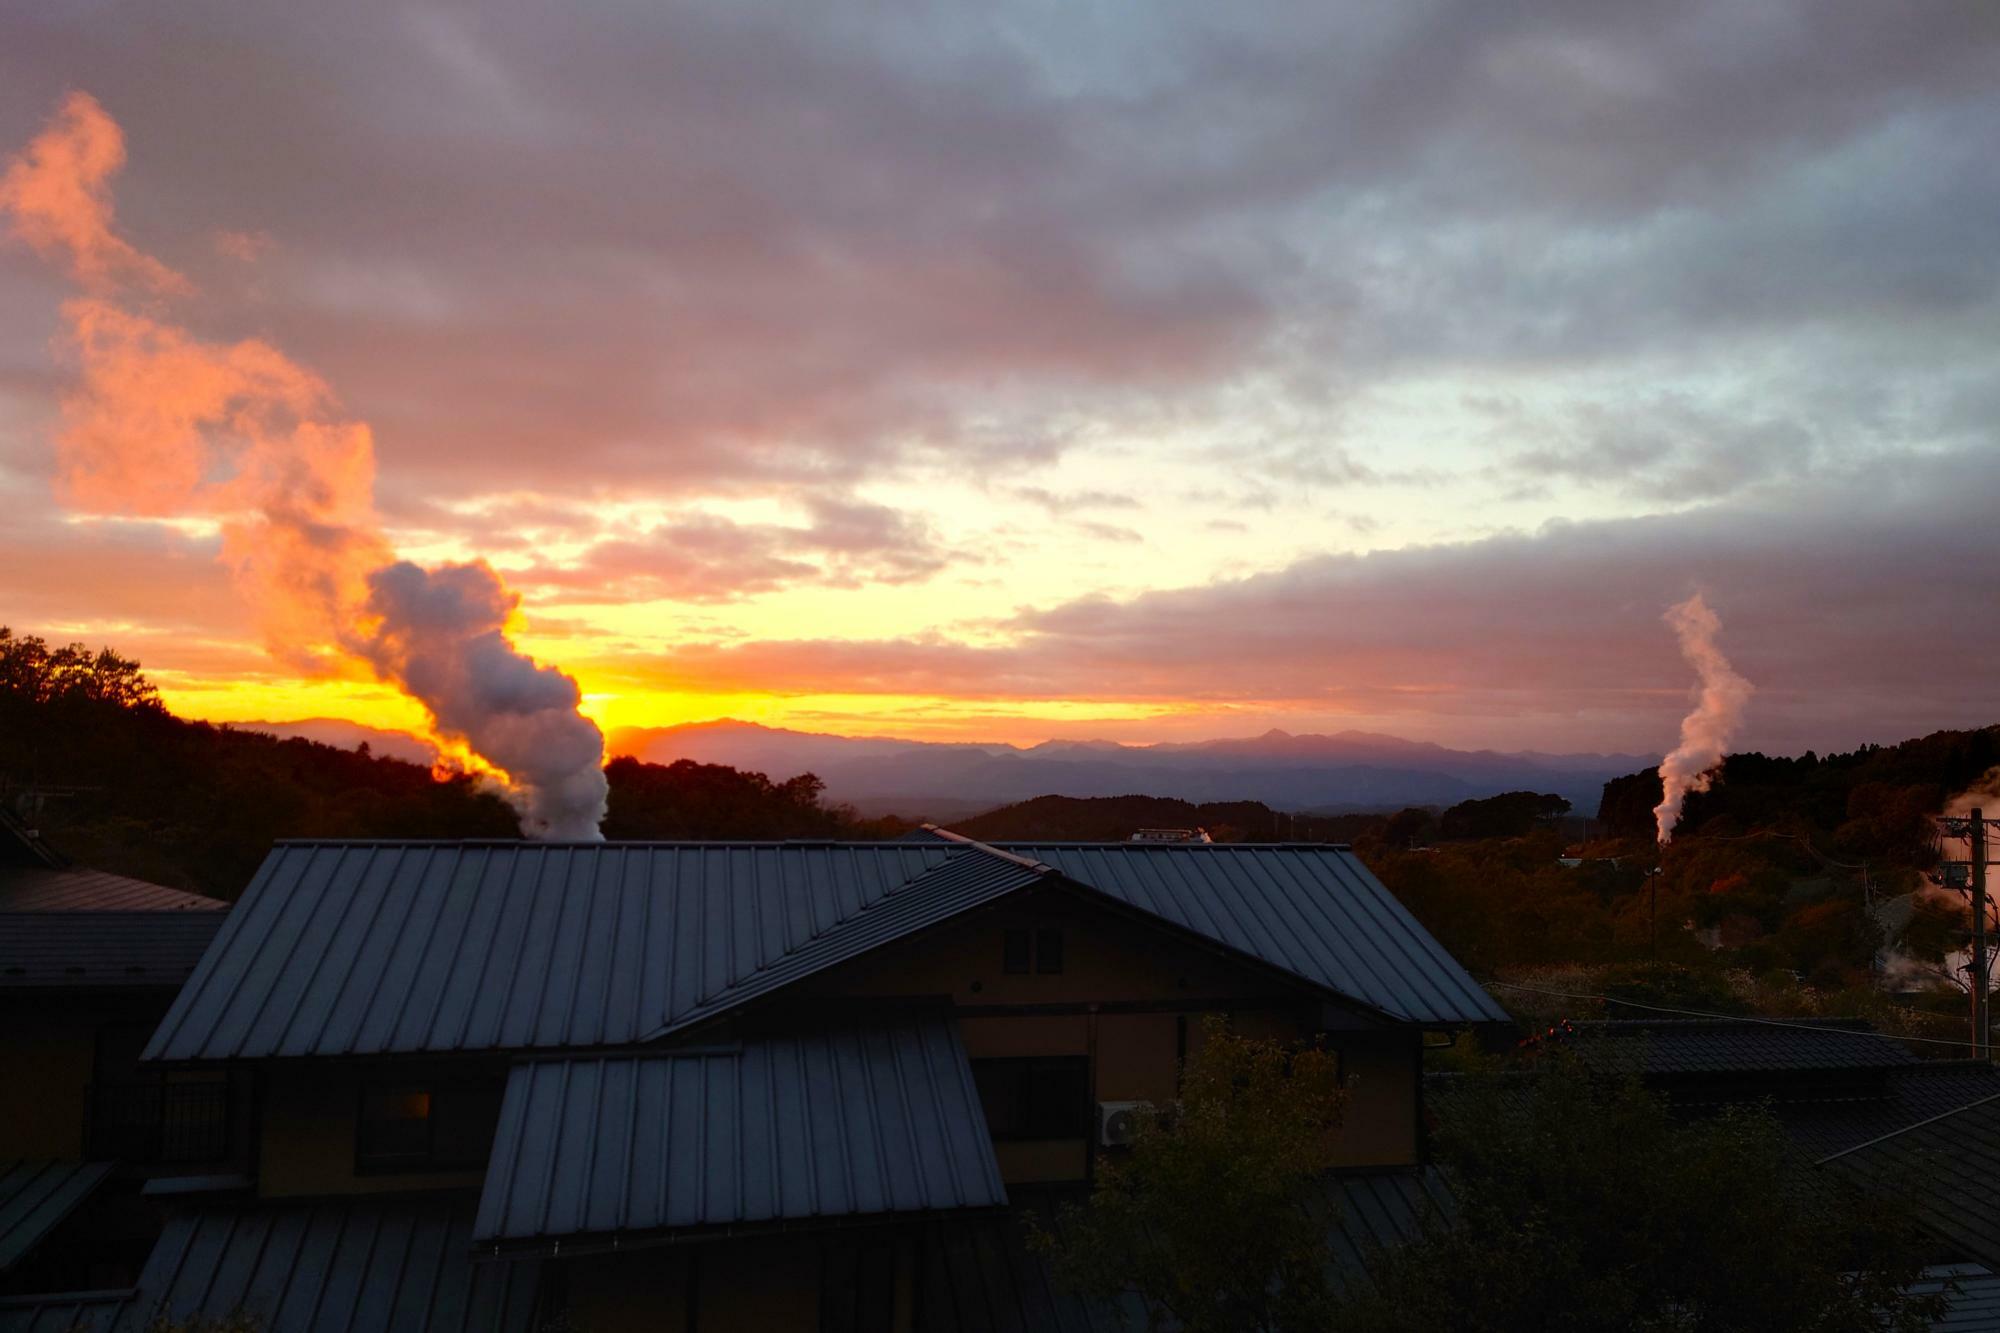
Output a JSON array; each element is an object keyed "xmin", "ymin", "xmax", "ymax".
[
  {"xmin": 230, "ymin": 718, "xmax": 440, "ymax": 767},
  {"xmin": 606, "ymin": 720, "xmax": 1656, "ymax": 818},
  {"xmin": 233, "ymin": 716, "xmax": 1655, "ymax": 819}
]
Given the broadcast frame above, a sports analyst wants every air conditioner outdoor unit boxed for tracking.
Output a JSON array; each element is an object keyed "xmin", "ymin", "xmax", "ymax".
[{"xmin": 1097, "ymin": 1100, "xmax": 1152, "ymax": 1147}]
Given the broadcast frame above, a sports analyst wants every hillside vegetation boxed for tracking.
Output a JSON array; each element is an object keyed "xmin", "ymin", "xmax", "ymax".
[{"xmin": 0, "ymin": 629, "xmax": 901, "ymax": 897}]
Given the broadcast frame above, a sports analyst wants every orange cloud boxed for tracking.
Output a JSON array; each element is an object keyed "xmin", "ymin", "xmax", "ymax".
[
  {"xmin": 0, "ymin": 91, "xmax": 187, "ymax": 295},
  {"xmin": 4, "ymin": 92, "xmax": 607, "ymax": 837}
]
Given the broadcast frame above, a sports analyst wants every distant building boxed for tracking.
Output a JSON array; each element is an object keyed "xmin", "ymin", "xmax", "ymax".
[
  {"xmin": 1129, "ymin": 827, "xmax": 1212, "ymax": 843},
  {"xmin": 3, "ymin": 828, "xmax": 1507, "ymax": 1330},
  {"xmin": 0, "ymin": 808, "xmax": 235, "ymax": 1299}
]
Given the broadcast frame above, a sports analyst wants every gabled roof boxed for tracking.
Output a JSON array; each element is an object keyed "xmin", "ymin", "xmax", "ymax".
[
  {"xmin": 0, "ymin": 1161, "xmax": 114, "ymax": 1272},
  {"xmin": 1819, "ymin": 1091, "xmax": 2000, "ymax": 1269},
  {"xmin": 1557, "ymin": 1018, "xmax": 1921, "ymax": 1078},
  {"xmin": 0, "ymin": 913, "xmax": 225, "ymax": 989},
  {"xmin": 1002, "ymin": 842, "xmax": 1509, "ymax": 1026},
  {"xmin": 147, "ymin": 835, "xmax": 1504, "ymax": 1062},
  {"xmin": 475, "ymin": 1017, "xmax": 1006, "ymax": 1251},
  {"xmin": 146, "ymin": 840, "xmax": 1047, "ymax": 1061}
]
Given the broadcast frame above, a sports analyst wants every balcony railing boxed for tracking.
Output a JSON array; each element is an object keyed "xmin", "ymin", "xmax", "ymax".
[{"xmin": 87, "ymin": 1080, "xmax": 230, "ymax": 1163}]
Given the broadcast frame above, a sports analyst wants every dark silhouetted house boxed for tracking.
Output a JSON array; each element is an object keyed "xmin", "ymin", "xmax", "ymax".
[
  {"xmin": 1538, "ymin": 1017, "xmax": 2000, "ymax": 1160},
  {"xmin": 2, "ymin": 831, "xmax": 1506, "ymax": 1331},
  {"xmin": 1499, "ymin": 1015, "xmax": 2000, "ymax": 1326},
  {"xmin": 0, "ymin": 809, "xmax": 237, "ymax": 1300}
]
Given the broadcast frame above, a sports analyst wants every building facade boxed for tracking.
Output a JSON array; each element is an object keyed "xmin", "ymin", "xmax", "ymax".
[{"xmin": 3, "ymin": 831, "xmax": 1507, "ymax": 1332}]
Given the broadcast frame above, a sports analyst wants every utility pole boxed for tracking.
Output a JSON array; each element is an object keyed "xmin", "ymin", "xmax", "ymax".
[
  {"xmin": 1977, "ymin": 809, "xmax": 1989, "ymax": 1060},
  {"xmin": 1646, "ymin": 867, "xmax": 1660, "ymax": 962},
  {"xmin": 1935, "ymin": 809, "xmax": 1991, "ymax": 1058}
]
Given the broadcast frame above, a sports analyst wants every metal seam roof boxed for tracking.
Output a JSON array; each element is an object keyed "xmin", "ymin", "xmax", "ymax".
[
  {"xmin": 0, "ymin": 1161, "xmax": 115, "ymax": 1272},
  {"xmin": 146, "ymin": 843, "xmax": 1033, "ymax": 1061},
  {"xmin": 0, "ymin": 1289, "xmax": 137, "ymax": 1333},
  {"xmin": 116, "ymin": 1195, "xmax": 540, "ymax": 1333},
  {"xmin": 149, "ymin": 838, "xmax": 1502, "ymax": 1062},
  {"xmin": 1004, "ymin": 844, "xmax": 1508, "ymax": 1026},
  {"xmin": 474, "ymin": 1016, "xmax": 1007, "ymax": 1247}
]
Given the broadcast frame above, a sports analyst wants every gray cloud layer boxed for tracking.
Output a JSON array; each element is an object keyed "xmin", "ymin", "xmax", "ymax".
[
  {"xmin": 643, "ymin": 446, "xmax": 2000, "ymax": 751},
  {"xmin": 4, "ymin": 2, "xmax": 1998, "ymax": 748}
]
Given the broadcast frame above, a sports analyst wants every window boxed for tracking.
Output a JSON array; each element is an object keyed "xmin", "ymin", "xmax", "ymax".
[
  {"xmin": 971, "ymin": 1057, "xmax": 1090, "ymax": 1140},
  {"xmin": 1034, "ymin": 928, "xmax": 1064, "ymax": 975},
  {"xmin": 820, "ymin": 1234, "xmax": 896, "ymax": 1333},
  {"xmin": 1000, "ymin": 926, "xmax": 1063, "ymax": 975},
  {"xmin": 1003, "ymin": 928, "xmax": 1032, "ymax": 975},
  {"xmin": 356, "ymin": 1082, "xmax": 503, "ymax": 1172}
]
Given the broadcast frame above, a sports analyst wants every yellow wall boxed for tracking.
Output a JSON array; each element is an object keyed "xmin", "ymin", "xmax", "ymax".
[
  {"xmin": 794, "ymin": 887, "xmax": 1421, "ymax": 1174},
  {"xmin": 256, "ymin": 1066, "xmax": 491, "ymax": 1199},
  {"xmin": 0, "ymin": 1016, "xmax": 92, "ymax": 1158}
]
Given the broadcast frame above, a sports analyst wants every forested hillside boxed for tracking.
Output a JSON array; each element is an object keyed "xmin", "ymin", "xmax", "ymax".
[{"xmin": 0, "ymin": 629, "xmax": 901, "ymax": 897}]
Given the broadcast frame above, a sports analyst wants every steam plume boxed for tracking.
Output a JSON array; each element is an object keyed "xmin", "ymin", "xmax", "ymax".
[
  {"xmin": 3, "ymin": 92, "xmax": 607, "ymax": 839},
  {"xmin": 1651, "ymin": 593, "xmax": 1753, "ymax": 844}
]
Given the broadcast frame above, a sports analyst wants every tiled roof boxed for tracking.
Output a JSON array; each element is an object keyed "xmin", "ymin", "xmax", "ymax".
[
  {"xmin": 1820, "ymin": 1092, "xmax": 2000, "ymax": 1269},
  {"xmin": 0, "ymin": 1161, "xmax": 114, "ymax": 1272},
  {"xmin": 475, "ymin": 1017, "xmax": 1006, "ymax": 1249},
  {"xmin": 1776, "ymin": 1061, "xmax": 2000, "ymax": 1160},
  {"xmin": 122, "ymin": 1195, "xmax": 540, "ymax": 1333},
  {"xmin": 1558, "ymin": 1018, "xmax": 1921, "ymax": 1077},
  {"xmin": 146, "ymin": 841, "xmax": 1045, "ymax": 1061},
  {"xmin": 1001, "ymin": 842, "xmax": 1509, "ymax": 1026},
  {"xmin": 0, "ymin": 866, "xmax": 224, "ymax": 913},
  {"xmin": 0, "ymin": 913, "xmax": 224, "ymax": 989}
]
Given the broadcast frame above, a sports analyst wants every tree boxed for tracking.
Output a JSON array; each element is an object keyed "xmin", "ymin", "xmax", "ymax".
[
  {"xmin": 1033, "ymin": 1016, "xmax": 1346, "ymax": 1333},
  {"xmin": 1347, "ymin": 1060, "xmax": 1946, "ymax": 1333},
  {"xmin": 1439, "ymin": 790, "xmax": 1570, "ymax": 841},
  {"xmin": 0, "ymin": 626, "xmax": 160, "ymax": 709}
]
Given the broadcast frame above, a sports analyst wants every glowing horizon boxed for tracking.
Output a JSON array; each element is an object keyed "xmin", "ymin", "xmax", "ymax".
[{"xmin": 6, "ymin": 10, "xmax": 2000, "ymax": 764}]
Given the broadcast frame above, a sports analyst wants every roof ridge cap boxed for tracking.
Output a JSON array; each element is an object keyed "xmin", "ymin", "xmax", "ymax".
[{"xmin": 919, "ymin": 825, "xmax": 1053, "ymax": 874}]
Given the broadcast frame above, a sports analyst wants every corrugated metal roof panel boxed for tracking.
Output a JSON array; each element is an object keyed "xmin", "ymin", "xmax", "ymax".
[
  {"xmin": 0, "ymin": 868, "xmax": 225, "ymax": 913},
  {"xmin": 0, "ymin": 913, "xmax": 223, "ymax": 989},
  {"xmin": 1317, "ymin": 1168, "xmax": 1455, "ymax": 1283},
  {"xmin": 123, "ymin": 1195, "xmax": 539, "ymax": 1333},
  {"xmin": 0, "ymin": 1162, "xmax": 115, "ymax": 1272},
  {"xmin": 476, "ymin": 1016, "xmax": 1006, "ymax": 1246},
  {"xmin": 1004, "ymin": 843, "xmax": 1509, "ymax": 1026},
  {"xmin": 146, "ymin": 842, "xmax": 1042, "ymax": 1061},
  {"xmin": 0, "ymin": 1290, "xmax": 136, "ymax": 1333},
  {"xmin": 1919, "ymin": 1264, "xmax": 2000, "ymax": 1331}
]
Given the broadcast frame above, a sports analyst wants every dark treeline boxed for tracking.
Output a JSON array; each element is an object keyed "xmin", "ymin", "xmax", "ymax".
[
  {"xmin": 952, "ymin": 793, "xmax": 1386, "ymax": 844},
  {"xmin": 0, "ymin": 629, "xmax": 904, "ymax": 898}
]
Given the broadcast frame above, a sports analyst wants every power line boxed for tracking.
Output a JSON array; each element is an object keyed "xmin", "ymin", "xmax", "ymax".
[{"xmin": 1485, "ymin": 978, "xmax": 1993, "ymax": 1055}]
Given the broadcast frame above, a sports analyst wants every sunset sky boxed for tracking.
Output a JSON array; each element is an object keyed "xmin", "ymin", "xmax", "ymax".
[{"xmin": 4, "ymin": 3, "xmax": 1999, "ymax": 757}]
